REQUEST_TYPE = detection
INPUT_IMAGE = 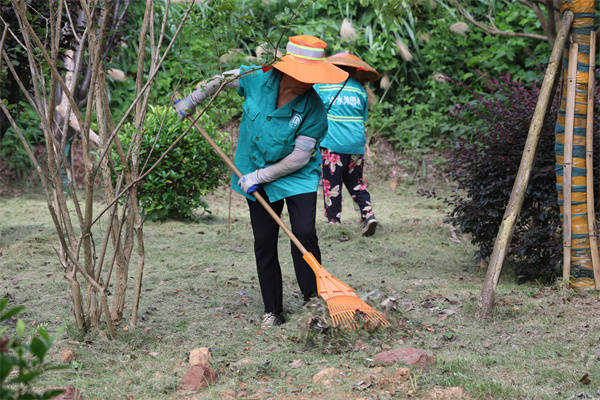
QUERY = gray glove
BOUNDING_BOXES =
[173,97,196,120]
[238,170,261,194]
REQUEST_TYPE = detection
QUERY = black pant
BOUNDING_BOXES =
[247,189,320,314]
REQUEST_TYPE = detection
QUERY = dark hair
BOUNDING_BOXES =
[336,65,356,74]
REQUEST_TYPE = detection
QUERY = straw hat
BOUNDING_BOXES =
[326,51,380,83]
[273,35,348,84]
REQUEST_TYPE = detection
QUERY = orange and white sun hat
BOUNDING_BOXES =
[273,35,348,84]
[326,51,380,83]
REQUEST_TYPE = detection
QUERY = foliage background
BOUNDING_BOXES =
[1,0,556,178]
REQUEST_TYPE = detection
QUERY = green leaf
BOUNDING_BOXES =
[16,319,25,337]
[30,337,47,362]
[37,327,50,343]
[0,354,14,382]
[0,305,24,323]
[42,389,66,399]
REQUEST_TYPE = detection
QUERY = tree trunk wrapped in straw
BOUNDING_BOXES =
[555,0,597,288]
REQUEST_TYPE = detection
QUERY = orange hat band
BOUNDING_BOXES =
[286,42,325,61]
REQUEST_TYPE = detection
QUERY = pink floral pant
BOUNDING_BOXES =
[321,149,374,223]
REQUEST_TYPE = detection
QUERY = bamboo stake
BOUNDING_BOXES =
[478,11,573,318]
[585,31,600,288]
[562,42,578,283]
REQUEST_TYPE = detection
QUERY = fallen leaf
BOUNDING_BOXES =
[438,306,460,321]
[60,349,76,363]
[231,245,246,253]
[353,380,372,391]
[579,373,591,385]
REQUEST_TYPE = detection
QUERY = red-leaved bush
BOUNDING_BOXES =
[445,74,600,281]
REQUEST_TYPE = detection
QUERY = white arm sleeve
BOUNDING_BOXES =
[187,68,241,107]
[255,135,317,183]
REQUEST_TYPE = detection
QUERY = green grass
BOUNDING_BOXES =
[1,175,599,399]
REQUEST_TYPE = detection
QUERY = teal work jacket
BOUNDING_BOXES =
[231,65,328,202]
[314,77,368,155]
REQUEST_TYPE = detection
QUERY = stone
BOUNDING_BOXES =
[312,367,341,385]
[393,367,411,381]
[180,365,218,391]
[60,349,76,364]
[424,386,469,399]
[189,347,212,367]
[373,348,434,368]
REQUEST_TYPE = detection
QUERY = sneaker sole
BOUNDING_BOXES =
[362,220,378,237]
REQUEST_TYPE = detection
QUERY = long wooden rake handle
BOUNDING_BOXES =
[185,116,390,330]
[186,116,310,255]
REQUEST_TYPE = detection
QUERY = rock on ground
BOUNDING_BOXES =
[424,387,470,399]
[312,367,341,385]
[189,347,212,367]
[373,348,435,368]
[180,365,218,391]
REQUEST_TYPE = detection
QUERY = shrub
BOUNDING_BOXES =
[445,75,600,281]
[0,298,65,399]
[116,106,230,221]
[0,102,44,180]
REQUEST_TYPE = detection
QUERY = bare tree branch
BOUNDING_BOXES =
[454,0,548,43]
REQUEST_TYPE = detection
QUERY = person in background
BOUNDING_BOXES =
[314,51,379,236]
[174,36,348,328]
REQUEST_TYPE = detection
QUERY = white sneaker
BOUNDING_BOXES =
[261,312,284,328]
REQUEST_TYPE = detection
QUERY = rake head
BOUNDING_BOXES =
[302,252,390,330]
[326,295,390,330]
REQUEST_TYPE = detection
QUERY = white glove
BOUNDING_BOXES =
[238,170,261,194]
[173,97,196,120]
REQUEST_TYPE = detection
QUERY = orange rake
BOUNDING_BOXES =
[185,115,389,330]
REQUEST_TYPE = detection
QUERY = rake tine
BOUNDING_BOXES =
[370,312,388,325]
[342,311,354,329]
[375,315,389,327]
[332,314,340,327]
[371,314,388,327]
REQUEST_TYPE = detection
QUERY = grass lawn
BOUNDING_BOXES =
[1,171,599,399]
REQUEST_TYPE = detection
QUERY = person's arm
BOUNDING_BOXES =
[173,69,241,119]
[238,135,316,193]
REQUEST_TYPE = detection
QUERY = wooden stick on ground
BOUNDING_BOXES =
[478,11,573,318]
[562,41,578,283]
[585,31,600,288]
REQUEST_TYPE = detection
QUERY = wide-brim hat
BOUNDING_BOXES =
[273,35,349,84]
[326,51,379,82]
